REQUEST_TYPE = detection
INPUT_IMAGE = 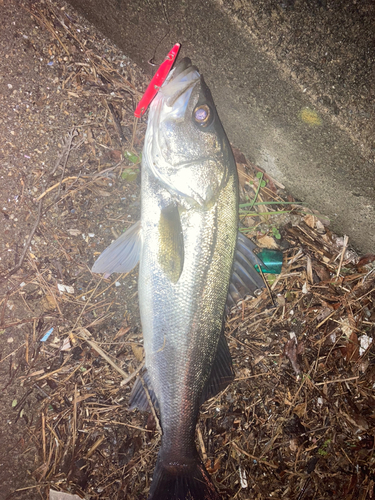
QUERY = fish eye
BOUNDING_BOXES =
[193,104,213,127]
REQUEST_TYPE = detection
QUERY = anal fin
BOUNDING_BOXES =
[200,328,235,405]
[129,370,159,412]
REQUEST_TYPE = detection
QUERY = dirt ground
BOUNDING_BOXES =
[0,1,374,499]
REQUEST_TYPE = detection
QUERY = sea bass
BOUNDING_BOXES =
[92,57,264,499]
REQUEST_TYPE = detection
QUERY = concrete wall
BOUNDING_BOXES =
[68,0,375,254]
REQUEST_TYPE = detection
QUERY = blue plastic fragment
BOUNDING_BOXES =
[40,327,54,342]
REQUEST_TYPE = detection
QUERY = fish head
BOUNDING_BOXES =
[145,58,233,208]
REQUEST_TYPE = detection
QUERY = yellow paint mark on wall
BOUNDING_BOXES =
[300,107,322,126]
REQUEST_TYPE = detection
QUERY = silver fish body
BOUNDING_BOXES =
[92,57,240,499]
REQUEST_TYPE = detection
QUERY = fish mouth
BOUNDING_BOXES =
[160,58,200,110]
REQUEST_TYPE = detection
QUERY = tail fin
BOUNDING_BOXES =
[148,453,221,500]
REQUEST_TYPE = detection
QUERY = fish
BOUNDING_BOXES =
[92,57,265,500]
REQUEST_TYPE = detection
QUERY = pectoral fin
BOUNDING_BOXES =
[157,204,184,284]
[91,220,142,275]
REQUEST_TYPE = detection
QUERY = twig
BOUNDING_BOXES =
[33,384,51,399]
[0,200,43,282]
[197,426,207,462]
[258,266,276,307]
[315,376,359,386]
[13,388,33,411]
[14,485,48,492]
[231,441,278,469]
[71,277,103,331]
[42,412,46,462]
[107,102,126,143]
[77,328,133,380]
[72,383,78,457]
[0,294,9,325]
[335,235,349,279]
[131,116,138,150]
[247,172,265,210]
[90,419,153,433]
[50,128,78,176]
[26,7,70,55]
[55,129,79,197]
[315,309,337,330]
[86,435,106,458]
[37,161,124,204]
[36,176,81,201]
[0,343,26,364]
[120,361,145,387]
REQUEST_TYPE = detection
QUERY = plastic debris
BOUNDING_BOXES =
[50,490,82,500]
[58,284,74,294]
[255,249,283,274]
[40,327,54,342]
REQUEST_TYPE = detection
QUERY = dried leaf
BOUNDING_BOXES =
[315,307,333,323]
[109,149,122,161]
[340,318,353,339]
[289,438,299,452]
[205,456,221,474]
[284,337,301,375]
[313,263,331,281]
[61,337,72,351]
[304,214,317,228]
[276,295,286,307]
[293,402,307,418]
[345,331,360,362]
[253,355,265,365]
[131,343,144,362]
[42,294,58,312]
[357,254,375,268]
[256,234,279,249]
[113,326,131,340]
[93,188,112,197]
[239,466,248,488]
[57,284,74,294]
[341,411,369,431]
[316,219,326,233]
[232,146,247,164]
